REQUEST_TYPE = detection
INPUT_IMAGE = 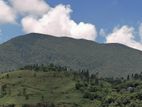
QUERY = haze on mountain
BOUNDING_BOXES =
[0,33,142,77]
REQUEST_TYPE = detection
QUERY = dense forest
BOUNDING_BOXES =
[0,64,142,107]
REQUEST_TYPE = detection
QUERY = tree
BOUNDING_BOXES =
[6,74,10,79]
[127,75,130,80]
[25,94,29,100]
[23,88,26,96]
[41,95,44,102]
[75,82,83,90]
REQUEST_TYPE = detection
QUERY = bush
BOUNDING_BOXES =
[75,82,83,90]
[83,91,94,100]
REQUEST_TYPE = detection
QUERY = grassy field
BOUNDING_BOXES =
[0,68,142,107]
[0,70,98,107]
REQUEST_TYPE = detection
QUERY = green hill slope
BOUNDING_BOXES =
[0,69,95,107]
[0,33,142,77]
[0,70,76,105]
[0,67,142,107]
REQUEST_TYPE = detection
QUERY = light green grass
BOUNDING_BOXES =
[0,70,96,107]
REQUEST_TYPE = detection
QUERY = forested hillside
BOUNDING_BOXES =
[0,64,142,107]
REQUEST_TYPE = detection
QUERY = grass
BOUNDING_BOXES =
[0,70,89,106]
[1,69,142,107]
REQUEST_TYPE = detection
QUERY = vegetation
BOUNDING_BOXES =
[0,64,142,107]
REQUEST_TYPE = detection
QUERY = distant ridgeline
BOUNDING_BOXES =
[0,33,142,77]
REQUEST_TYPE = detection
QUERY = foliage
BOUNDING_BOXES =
[0,64,142,107]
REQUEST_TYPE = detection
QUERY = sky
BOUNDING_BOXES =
[1,0,142,50]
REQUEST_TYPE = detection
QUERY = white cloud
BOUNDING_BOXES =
[0,0,15,23]
[3,0,142,52]
[0,0,97,41]
[139,23,142,42]
[21,4,97,41]
[9,0,49,16]
[106,25,142,51]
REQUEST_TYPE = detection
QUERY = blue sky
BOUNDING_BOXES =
[48,1,142,25]
[48,0,142,26]
[1,0,142,50]
[47,0,142,42]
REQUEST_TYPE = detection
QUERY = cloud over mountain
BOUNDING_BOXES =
[106,25,142,51]
[1,0,142,50]
[0,0,16,23]
[21,4,97,40]
[2,0,96,41]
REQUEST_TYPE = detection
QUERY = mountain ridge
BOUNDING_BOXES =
[0,33,142,77]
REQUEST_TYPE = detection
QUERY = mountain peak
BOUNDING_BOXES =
[0,33,142,77]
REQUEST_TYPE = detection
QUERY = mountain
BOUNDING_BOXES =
[0,33,142,77]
